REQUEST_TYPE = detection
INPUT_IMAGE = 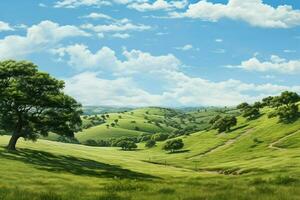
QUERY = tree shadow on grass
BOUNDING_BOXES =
[229,124,249,132]
[166,149,190,154]
[0,148,157,180]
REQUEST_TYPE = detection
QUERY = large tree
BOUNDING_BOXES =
[0,60,82,150]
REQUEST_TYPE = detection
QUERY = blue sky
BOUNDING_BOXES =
[0,0,300,107]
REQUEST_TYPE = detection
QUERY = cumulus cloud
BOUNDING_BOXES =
[54,44,300,106]
[52,44,180,74]
[112,33,131,39]
[128,0,188,12]
[54,0,112,8]
[227,55,300,74]
[64,69,300,107]
[81,12,113,20]
[54,0,148,8]
[171,0,300,28]
[81,22,151,33]
[0,21,14,32]
[64,72,163,106]
[175,44,193,51]
[0,21,89,60]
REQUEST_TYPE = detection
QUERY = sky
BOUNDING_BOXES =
[0,0,300,107]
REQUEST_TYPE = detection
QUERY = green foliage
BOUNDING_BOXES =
[57,136,79,144]
[0,60,82,150]
[212,116,237,133]
[262,96,274,107]
[236,102,250,110]
[145,139,156,148]
[277,104,299,123]
[242,107,260,120]
[152,133,169,141]
[163,139,184,152]
[117,140,137,151]
[209,115,221,125]
[85,139,98,146]
[266,91,300,123]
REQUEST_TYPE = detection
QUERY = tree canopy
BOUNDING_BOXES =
[212,116,237,133]
[0,60,82,150]
[163,139,184,152]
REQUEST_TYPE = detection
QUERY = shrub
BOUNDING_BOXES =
[145,140,156,148]
[163,139,184,152]
[152,133,169,141]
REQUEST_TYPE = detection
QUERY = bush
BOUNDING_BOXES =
[117,140,137,151]
[277,104,299,123]
[145,139,156,148]
[212,116,237,133]
[85,139,98,146]
[152,133,169,141]
[163,139,184,152]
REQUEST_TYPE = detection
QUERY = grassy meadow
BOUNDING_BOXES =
[1,107,300,200]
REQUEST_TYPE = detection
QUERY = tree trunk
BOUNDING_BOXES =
[7,134,20,151]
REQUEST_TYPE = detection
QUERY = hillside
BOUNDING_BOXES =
[1,106,300,200]
[76,107,236,144]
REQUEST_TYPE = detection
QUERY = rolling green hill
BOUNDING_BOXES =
[75,107,236,144]
[1,106,300,200]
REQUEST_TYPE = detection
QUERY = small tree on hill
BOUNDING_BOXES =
[242,107,260,120]
[0,60,82,150]
[209,115,221,125]
[237,102,250,110]
[117,140,137,151]
[145,139,156,148]
[269,91,300,123]
[163,139,184,152]
[277,104,299,123]
[212,116,237,133]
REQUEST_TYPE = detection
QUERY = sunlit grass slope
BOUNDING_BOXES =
[1,106,300,199]
[76,107,231,143]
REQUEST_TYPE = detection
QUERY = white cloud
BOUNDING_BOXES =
[215,38,223,42]
[112,33,130,39]
[227,55,300,74]
[54,0,147,8]
[0,21,14,32]
[64,72,163,106]
[81,12,113,20]
[128,0,188,12]
[54,44,300,106]
[171,0,300,28]
[175,44,193,51]
[54,0,112,8]
[64,69,300,107]
[283,49,296,53]
[0,20,89,60]
[81,22,151,33]
[52,44,180,75]
[39,3,47,7]
[213,48,226,54]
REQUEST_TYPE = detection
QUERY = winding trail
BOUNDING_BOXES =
[187,128,253,160]
[268,130,300,150]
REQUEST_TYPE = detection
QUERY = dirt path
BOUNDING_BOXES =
[268,130,300,150]
[187,129,253,160]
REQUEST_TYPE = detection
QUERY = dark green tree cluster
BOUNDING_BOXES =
[145,139,156,148]
[211,116,237,133]
[266,91,300,123]
[0,60,82,150]
[237,102,260,120]
[163,139,184,152]
[117,140,137,150]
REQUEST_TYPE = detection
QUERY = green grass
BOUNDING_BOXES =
[1,107,300,199]
[76,107,232,143]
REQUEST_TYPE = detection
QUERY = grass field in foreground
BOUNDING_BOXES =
[1,108,300,200]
